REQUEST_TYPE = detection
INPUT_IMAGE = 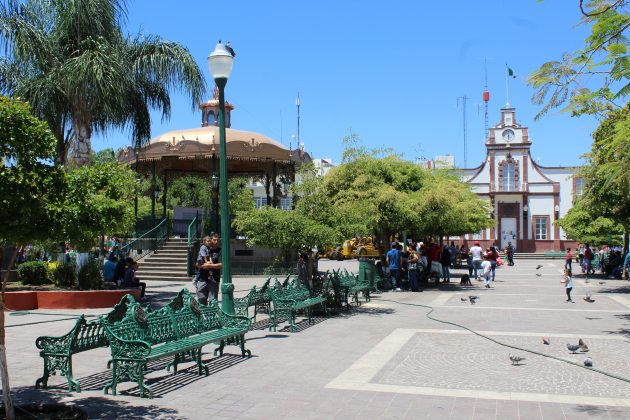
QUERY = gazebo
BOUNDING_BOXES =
[117,88,312,228]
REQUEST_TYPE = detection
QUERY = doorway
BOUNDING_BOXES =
[501,217,517,249]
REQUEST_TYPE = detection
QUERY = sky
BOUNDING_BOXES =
[92,0,599,168]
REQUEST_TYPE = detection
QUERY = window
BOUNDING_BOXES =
[280,197,292,210]
[575,178,584,197]
[503,162,515,191]
[253,197,266,208]
[534,216,548,240]
[472,230,483,240]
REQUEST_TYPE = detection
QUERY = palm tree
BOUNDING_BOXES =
[0,0,206,166]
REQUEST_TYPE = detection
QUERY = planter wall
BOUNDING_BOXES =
[4,289,142,310]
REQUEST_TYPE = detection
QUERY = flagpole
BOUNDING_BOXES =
[505,66,509,106]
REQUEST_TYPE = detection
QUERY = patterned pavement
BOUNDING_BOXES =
[6,258,630,419]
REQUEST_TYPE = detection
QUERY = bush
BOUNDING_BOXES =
[78,258,103,290]
[17,261,50,285]
[52,263,77,289]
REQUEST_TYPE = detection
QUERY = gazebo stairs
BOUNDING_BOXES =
[136,238,191,282]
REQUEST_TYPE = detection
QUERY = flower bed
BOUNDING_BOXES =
[4,289,142,310]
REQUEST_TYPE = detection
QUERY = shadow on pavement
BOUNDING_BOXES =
[10,387,183,419]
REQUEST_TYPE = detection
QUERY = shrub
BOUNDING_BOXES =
[78,258,103,290]
[52,263,77,289]
[17,261,50,285]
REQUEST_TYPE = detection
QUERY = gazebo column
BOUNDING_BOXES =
[151,160,156,225]
[265,171,272,206]
[162,171,167,220]
[272,161,278,208]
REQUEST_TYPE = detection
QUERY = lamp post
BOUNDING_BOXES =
[208,41,235,314]
[211,172,219,233]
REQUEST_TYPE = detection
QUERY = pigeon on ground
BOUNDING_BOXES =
[536,273,542,277]
[542,336,551,345]
[599,281,606,285]
[460,297,468,302]
[584,294,595,303]
[567,343,582,354]
[509,353,526,365]
[469,296,479,305]
[578,338,589,352]
[584,356,593,367]
[585,279,589,284]
[536,265,544,270]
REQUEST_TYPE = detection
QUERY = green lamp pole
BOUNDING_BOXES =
[208,41,235,314]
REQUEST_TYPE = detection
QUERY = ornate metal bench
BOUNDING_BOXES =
[329,270,371,308]
[102,290,251,398]
[268,281,327,332]
[34,294,136,392]
[234,279,271,324]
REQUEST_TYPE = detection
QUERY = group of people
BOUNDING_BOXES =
[566,243,629,279]
[102,253,146,298]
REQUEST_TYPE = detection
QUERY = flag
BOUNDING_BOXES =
[506,65,517,78]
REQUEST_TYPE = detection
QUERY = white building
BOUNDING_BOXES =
[458,105,581,252]
[313,158,335,176]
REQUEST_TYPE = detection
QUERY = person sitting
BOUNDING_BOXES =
[102,253,118,287]
[122,258,146,298]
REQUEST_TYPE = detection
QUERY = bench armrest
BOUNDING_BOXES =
[35,316,84,354]
[104,327,151,359]
[217,310,251,331]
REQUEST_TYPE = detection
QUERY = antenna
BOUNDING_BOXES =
[457,95,470,168]
[483,58,490,142]
[296,93,301,145]
[280,109,283,145]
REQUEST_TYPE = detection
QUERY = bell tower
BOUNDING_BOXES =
[200,84,235,128]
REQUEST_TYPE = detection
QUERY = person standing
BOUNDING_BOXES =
[195,233,222,304]
[563,269,574,302]
[440,245,452,283]
[584,243,595,276]
[469,241,483,279]
[486,246,499,282]
[565,248,573,271]
[407,246,421,292]
[386,241,402,291]
[480,254,492,288]
[506,242,515,266]
[578,243,585,269]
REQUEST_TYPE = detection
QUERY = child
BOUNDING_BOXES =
[563,268,574,303]
[480,254,492,288]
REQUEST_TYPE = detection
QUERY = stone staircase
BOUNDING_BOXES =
[136,238,191,282]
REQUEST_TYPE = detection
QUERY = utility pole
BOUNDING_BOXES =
[296,93,301,145]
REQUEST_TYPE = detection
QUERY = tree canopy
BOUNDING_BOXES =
[0,0,206,166]
[528,1,630,119]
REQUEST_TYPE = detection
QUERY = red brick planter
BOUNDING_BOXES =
[3,289,142,310]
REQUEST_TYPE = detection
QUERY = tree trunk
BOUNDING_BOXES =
[72,115,92,167]
[0,246,19,420]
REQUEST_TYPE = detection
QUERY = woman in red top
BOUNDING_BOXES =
[565,248,573,271]
[485,247,499,282]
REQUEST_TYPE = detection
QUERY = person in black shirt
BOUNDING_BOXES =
[195,233,222,304]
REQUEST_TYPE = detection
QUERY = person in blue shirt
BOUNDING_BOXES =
[386,242,402,291]
[102,253,117,284]
[624,251,630,280]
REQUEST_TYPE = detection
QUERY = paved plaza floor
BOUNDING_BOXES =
[5,258,630,419]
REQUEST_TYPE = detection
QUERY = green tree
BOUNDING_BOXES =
[0,96,65,420]
[62,161,136,251]
[0,0,206,166]
[528,1,630,119]
[556,198,624,244]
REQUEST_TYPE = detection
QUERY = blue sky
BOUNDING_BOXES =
[93,0,598,168]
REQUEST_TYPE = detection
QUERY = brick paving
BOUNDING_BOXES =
[5,258,630,419]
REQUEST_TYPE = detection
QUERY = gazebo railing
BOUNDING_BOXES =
[187,216,202,276]
[121,217,169,261]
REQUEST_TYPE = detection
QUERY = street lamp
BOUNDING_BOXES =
[554,204,560,220]
[208,41,235,314]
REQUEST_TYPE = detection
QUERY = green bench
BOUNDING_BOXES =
[234,279,272,324]
[268,280,327,332]
[329,269,371,308]
[34,294,136,392]
[102,290,251,398]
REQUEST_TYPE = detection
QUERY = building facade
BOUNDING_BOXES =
[458,105,581,252]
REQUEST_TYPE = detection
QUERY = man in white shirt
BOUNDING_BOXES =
[469,241,483,280]
[481,254,492,288]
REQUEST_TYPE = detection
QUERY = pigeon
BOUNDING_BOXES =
[460,297,468,302]
[567,343,582,354]
[598,281,606,285]
[469,296,479,305]
[536,273,542,277]
[509,353,526,365]
[578,338,589,352]
[585,278,589,284]
[584,356,593,367]
[584,294,595,303]
[225,42,236,57]
[536,265,544,270]
[542,336,551,345]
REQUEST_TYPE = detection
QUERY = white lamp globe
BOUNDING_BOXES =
[207,41,234,80]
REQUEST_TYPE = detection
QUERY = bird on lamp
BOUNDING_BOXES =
[226,42,236,57]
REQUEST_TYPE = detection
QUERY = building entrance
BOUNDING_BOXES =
[501,218,517,249]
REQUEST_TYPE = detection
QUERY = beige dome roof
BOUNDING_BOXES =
[150,126,286,150]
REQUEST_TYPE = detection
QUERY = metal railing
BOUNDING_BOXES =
[186,216,202,276]
[120,218,169,261]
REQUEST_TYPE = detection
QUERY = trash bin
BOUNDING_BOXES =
[359,258,376,290]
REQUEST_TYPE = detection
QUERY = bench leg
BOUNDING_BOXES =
[289,311,297,332]
[36,354,80,393]
[214,339,226,357]
[238,335,252,358]
[104,360,152,399]
[195,348,209,376]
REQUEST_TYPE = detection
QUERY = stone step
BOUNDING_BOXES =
[136,270,189,278]
[143,256,188,263]
[149,251,187,257]
[138,265,188,271]
[137,274,193,282]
